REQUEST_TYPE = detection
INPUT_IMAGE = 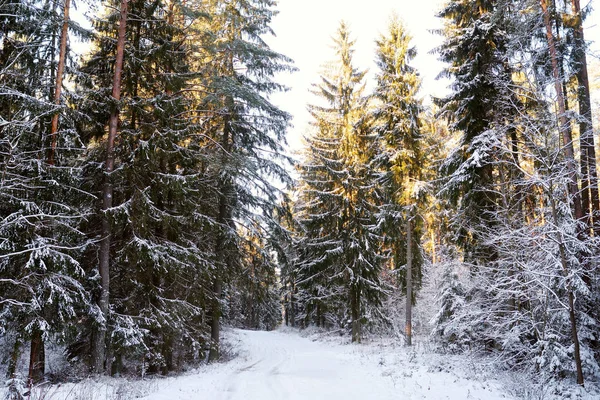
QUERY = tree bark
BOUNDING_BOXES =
[351,284,361,343]
[93,0,128,374]
[405,213,413,346]
[549,182,585,386]
[540,0,583,221]
[28,329,45,384]
[48,0,70,165]
[570,0,599,234]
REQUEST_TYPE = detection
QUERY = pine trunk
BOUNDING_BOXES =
[549,183,585,386]
[351,284,361,343]
[28,329,45,384]
[7,336,21,379]
[540,0,583,221]
[93,0,128,374]
[48,0,70,165]
[571,0,599,234]
[405,214,413,346]
[290,286,296,327]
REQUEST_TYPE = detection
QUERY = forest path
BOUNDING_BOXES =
[144,329,513,400]
[220,329,395,400]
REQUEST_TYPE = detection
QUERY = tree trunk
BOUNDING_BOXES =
[93,0,128,374]
[7,336,21,379]
[290,285,296,327]
[209,278,222,362]
[405,213,413,346]
[28,329,45,384]
[542,2,585,385]
[48,0,70,166]
[549,182,585,386]
[540,0,583,221]
[209,95,234,362]
[570,0,599,235]
[351,284,361,343]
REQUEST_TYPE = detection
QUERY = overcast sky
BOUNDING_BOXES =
[265,0,599,153]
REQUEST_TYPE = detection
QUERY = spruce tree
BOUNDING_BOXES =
[294,22,385,342]
[372,17,426,318]
[436,0,515,264]
[77,0,215,373]
[0,0,90,384]
[192,0,294,360]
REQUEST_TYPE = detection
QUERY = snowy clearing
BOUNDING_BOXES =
[12,328,526,400]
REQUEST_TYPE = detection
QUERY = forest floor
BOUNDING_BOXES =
[6,328,598,399]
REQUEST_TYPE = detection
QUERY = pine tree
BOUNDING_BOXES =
[372,17,426,345]
[294,22,385,342]
[435,0,517,265]
[191,0,294,360]
[77,0,217,374]
[1,0,90,384]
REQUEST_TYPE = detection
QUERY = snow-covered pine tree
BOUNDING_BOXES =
[435,0,518,265]
[76,0,216,374]
[371,17,427,345]
[294,22,385,342]
[227,229,282,331]
[189,0,294,360]
[0,0,90,384]
[432,0,540,356]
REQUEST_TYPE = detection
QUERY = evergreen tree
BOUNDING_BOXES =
[435,0,517,265]
[0,0,90,384]
[372,17,426,316]
[192,0,294,360]
[294,22,385,342]
[77,0,215,374]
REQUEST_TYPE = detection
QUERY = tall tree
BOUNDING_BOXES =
[92,0,128,374]
[191,0,294,360]
[372,18,426,346]
[77,0,220,374]
[436,0,516,265]
[540,0,584,384]
[295,22,385,342]
[1,0,89,385]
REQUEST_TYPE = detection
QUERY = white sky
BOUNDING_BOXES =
[265,0,600,153]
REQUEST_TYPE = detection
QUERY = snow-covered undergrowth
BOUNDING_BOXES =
[287,325,600,400]
[0,331,244,400]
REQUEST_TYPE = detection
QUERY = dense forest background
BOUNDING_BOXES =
[2,0,600,394]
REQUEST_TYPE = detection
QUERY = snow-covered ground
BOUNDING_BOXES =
[9,328,527,400]
[6,328,599,399]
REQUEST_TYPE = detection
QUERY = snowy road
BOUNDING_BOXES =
[144,329,513,400]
